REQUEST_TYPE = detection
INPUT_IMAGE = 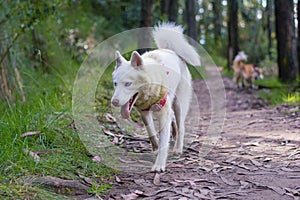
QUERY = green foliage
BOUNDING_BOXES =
[256,78,299,106]
[88,182,111,196]
[0,60,114,198]
[282,92,300,106]
[0,1,119,198]
[258,56,278,77]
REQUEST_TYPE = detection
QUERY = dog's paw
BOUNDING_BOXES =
[150,103,162,112]
[172,147,183,155]
[151,163,165,172]
[173,143,183,155]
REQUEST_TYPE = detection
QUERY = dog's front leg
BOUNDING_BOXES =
[151,105,172,172]
[140,111,159,151]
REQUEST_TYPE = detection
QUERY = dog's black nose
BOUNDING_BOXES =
[112,99,119,106]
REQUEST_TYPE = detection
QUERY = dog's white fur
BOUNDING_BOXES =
[111,23,200,171]
[233,51,248,63]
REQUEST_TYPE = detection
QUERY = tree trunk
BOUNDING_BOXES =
[160,0,178,23]
[212,0,222,42]
[160,0,169,19]
[227,0,239,70]
[168,0,178,23]
[266,0,273,58]
[297,0,300,76]
[185,0,197,41]
[138,0,153,54]
[275,0,298,82]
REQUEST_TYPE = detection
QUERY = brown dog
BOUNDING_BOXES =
[232,52,263,88]
[235,63,264,88]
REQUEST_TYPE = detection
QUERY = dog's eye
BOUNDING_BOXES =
[114,82,117,87]
[124,82,132,87]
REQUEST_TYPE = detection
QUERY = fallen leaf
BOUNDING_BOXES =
[199,188,210,196]
[262,157,272,162]
[134,190,144,195]
[115,176,122,183]
[220,176,239,186]
[250,159,263,167]
[179,197,188,200]
[144,187,172,197]
[20,131,40,137]
[244,141,260,146]
[134,179,146,185]
[193,190,210,199]
[213,166,233,173]
[92,156,101,163]
[167,163,184,168]
[225,157,238,164]
[239,181,250,189]
[121,193,139,200]
[103,129,115,137]
[238,162,258,171]
[281,167,300,172]
[112,137,118,144]
[268,186,286,195]
[105,113,116,123]
[173,188,194,199]
[78,174,93,185]
[250,181,286,196]
[285,187,299,196]
[172,179,216,186]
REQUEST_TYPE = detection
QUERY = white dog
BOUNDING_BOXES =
[111,23,200,171]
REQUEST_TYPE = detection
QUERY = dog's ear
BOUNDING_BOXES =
[115,51,126,69]
[130,51,143,70]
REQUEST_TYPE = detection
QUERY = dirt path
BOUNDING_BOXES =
[105,76,300,200]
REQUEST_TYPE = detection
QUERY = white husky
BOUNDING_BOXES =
[111,23,200,171]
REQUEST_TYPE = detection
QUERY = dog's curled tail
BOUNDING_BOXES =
[152,22,200,66]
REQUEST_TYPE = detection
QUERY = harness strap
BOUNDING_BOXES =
[142,93,168,111]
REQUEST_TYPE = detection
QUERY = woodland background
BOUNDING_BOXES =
[0,0,299,199]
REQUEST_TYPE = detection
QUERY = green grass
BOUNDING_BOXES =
[256,77,299,106]
[0,63,115,199]
[283,92,300,105]
[0,4,116,196]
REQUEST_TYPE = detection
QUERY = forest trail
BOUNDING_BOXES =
[106,76,300,200]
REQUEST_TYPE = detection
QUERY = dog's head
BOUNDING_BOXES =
[254,65,264,80]
[111,51,146,119]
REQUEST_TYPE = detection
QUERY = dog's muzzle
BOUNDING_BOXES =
[111,98,119,106]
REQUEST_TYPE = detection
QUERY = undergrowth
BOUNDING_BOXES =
[256,78,300,106]
[0,59,115,199]
[0,3,115,199]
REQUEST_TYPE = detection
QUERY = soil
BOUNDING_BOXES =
[104,76,300,200]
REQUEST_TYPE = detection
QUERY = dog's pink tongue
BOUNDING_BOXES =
[121,102,130,119]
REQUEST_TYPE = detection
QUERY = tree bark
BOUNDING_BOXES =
[227,0,239,70]
[161,0,169,19]
[161,0,178,23]
[185,0,197,41]
[138,0,153,54]
[266,0,273,58]
[297,0,300,76]
[168,0,178,22]
[275,0,298,82]
[212,0,222,42]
